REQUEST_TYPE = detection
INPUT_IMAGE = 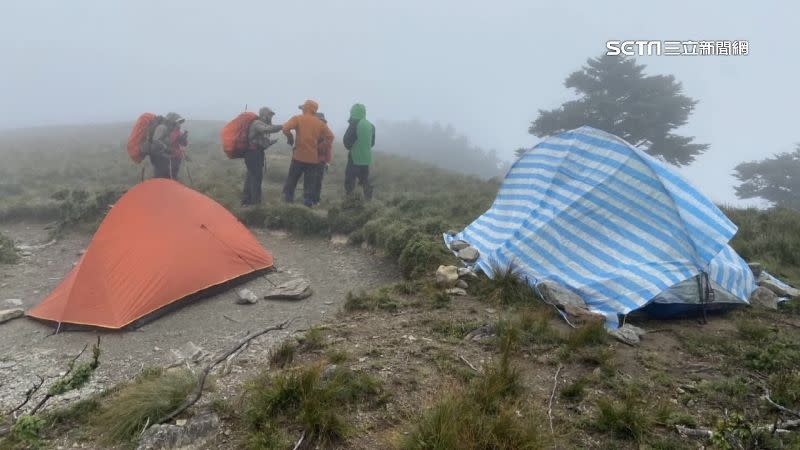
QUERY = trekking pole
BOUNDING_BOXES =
[184,152,194,186]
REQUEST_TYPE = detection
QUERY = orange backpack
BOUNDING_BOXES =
[127,113,161,163]
[221,112,259,159]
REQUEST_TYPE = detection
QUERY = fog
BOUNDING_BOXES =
[1,1,796,205]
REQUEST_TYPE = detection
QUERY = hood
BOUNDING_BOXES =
[299,100,319,115]
[164,112,184,124]
[349,103,366,121]
[259,107,275,122]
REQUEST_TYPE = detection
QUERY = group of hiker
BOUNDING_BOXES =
[128,100,375,207]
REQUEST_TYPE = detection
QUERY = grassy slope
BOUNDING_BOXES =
[1,123,800,450]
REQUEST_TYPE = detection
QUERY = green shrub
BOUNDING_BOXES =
[398,235,449,279]
[344,290,399,313]
[243,365,383,448]
[263,204,328,235]
[270,340,297,369]
[10,415,45,449]
[0,232,19,264]
[93,369,196,444]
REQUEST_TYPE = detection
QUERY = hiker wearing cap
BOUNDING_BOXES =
[310,112,333,205]
[281,100,334,206]
[242,107,282,205]
[343,103,375,199]
[150,112,187,180]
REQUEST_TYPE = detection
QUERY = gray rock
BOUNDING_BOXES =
[457,246,480,263]
[264,278,312,300]
[171,341,205,363]
[136,413,220,450]
[749,286,779,310]
[3,299,23,307]
[435,265,459,287]
[0,308,24,324]
[758,279,800,299]
[455,280,469,289]
[562,304,605,325]
[235,288,258,305]
[449,240,470,251]
[537,281,586,310]
[446,288,468,296]
[457,268,478,279]
[608,324,646,345]
[748,262,763,278]
[464,324,496,342]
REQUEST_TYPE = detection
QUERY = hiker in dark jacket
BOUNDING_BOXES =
[242,107,282,205]
[150,112,187,180]
[310,112,333,205]
[343,104,375,199]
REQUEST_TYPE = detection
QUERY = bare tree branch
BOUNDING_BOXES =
[156,319,292,425]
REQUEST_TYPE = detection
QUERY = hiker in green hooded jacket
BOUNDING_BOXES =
[343,103,375,200]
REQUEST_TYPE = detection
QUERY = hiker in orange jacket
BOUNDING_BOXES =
[281,100,334,206]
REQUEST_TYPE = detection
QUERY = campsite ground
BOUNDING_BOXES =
[0,222,397,413]
[1,123,800,449]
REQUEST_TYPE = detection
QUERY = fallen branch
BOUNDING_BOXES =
[677,419,800,440]
[763,389,800,419]
[458,354,479,372]
[30,341,90,415]
[292,430,306,450]
[548,365,563,436]
[6,375,44,418]
[222,341,250,376]
[156,319,292,425]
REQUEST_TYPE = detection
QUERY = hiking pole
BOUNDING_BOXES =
[184,155,194,186]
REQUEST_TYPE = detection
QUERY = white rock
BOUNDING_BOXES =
[236,288,259,305]
[0,308,24,324]
[457,268,478,279]
[3,299,23,307]
[457,246,479,262]
[449,240,470,251]
[446,288,468,296]
[435,265,459,287]
[455,280,469,289]
[749,286,779,310]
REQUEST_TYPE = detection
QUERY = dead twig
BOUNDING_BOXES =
[156,319,292,425]
[223,341,250,376]
[458,354,479,372]
[7,374,44,418]
[222,314,241,323]
[30,342,90,415]
[292,430,306,450]
[548,365,563,436]
[764,389,800,419]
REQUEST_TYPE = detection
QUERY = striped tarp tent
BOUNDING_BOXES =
[445,126,756,324]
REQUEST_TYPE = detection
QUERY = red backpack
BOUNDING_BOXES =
[221,112,259,159]
[127,113,162,163]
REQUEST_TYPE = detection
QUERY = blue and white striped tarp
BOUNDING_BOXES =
[445,126,756,324]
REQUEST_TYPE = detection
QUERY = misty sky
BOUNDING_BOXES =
[1,1,796,205]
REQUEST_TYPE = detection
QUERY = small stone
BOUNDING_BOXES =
[758,278,800,299]
[455,280,469,289]
[236,288,259,305]
[0,361,16,369]
[154,346,161,351]
[435,265,459,287]
[3,299,23,307]
[0,308,24,324]
[449,240,470,251]
[358,357,367,362]
[749,286,778,310]
[457,246,479,263]
[458,268,478,279]
[446,288,468,296]
[176,419,187,426]
[485,308,497,314]
[172,341,205,363]
[537,281,587,310]
[608,324,646,345]
[264,278,312,300]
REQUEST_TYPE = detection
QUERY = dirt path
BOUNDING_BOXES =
[0,222,398,412]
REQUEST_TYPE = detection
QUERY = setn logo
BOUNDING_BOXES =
[606,40,662,56]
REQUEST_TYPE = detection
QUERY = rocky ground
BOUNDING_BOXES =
[0,222,397,417]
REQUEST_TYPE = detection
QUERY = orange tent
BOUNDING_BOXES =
[27,179,273,329]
